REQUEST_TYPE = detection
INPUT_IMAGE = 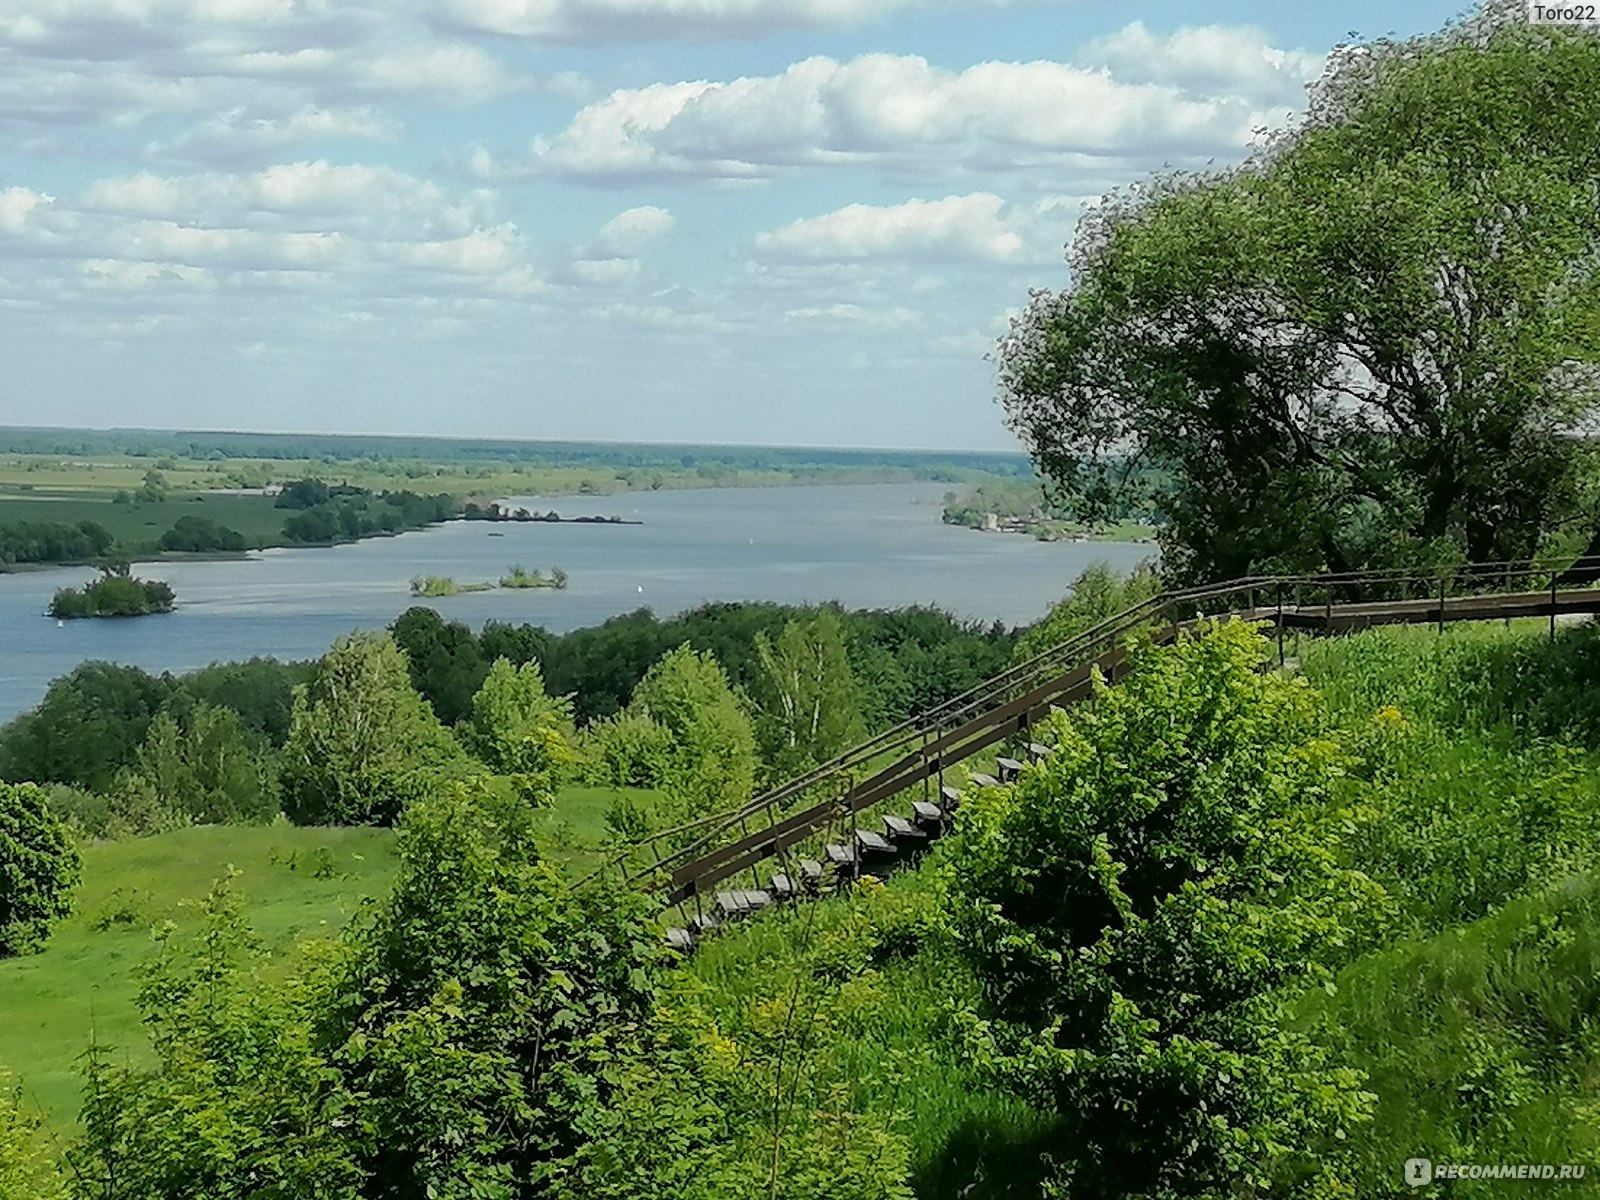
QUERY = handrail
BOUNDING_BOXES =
[583,553,1600,900]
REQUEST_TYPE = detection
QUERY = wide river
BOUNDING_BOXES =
[0,483,1154,722]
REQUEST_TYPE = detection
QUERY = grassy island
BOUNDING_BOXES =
[409,576,496,597]
[499,564,568,590]
[49,564,175,618]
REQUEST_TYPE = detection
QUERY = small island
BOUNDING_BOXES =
[49,564,175,619]
[410,576,496,597]
[464,501,641,525]
[500,564,568,590]
[406,565,569,596]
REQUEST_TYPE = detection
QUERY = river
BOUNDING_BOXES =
[0,483,1155,722]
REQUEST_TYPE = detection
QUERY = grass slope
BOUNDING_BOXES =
[0,783,650,1128]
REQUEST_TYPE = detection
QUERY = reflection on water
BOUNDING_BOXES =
[0,484,1154,721]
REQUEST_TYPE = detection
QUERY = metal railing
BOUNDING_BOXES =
[585,553,1600,910]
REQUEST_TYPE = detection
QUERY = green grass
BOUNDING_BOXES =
[0,783,655,1128]
[0,824,397,1126]
[0,491,285,556]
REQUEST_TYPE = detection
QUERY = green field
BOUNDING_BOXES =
[0,783,648,1127]
[0,491,287,557]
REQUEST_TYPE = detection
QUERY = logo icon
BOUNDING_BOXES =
[1405,1158,1433,1188]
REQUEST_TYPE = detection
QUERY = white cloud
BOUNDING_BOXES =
[755,194,1029,263]
[1079,21,1325,100]
[594,205,675,252]
[145,104,400,162]
[510,45,1313,185]
[435,0,1029,43]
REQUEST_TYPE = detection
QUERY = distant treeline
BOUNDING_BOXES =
[277,482,459,544]
[0,599,1017,794]
[0,426,1034,478]
[0,520,114,566]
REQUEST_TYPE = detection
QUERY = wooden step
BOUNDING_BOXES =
[969,772,1001,788]
[940,784,963,808]
[884,814,928,843]
[769,872,795,899]
[856,828,896,856]
[665,927,696,953]
[799,858,824,888]
[996,756,1024,782]
[1027,741,1052,759]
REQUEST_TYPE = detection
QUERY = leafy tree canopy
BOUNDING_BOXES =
[0,781,80,958]
[999,5,1600,583]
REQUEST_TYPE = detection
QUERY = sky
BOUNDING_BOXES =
[0,0,1468,451]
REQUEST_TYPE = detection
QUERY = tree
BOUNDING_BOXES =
[0,782,80,957]
[390,607,489,727]
[461,658,577,794]
[1012,560,1161,666]
[749,610,865,783]
[624,645,758,828]
[951,622,1387,1197]
[998,7,1600,584]
[279,632,466,826]
[115,705,279,827]
[0,662,175,792]
[158,516,248,553]
[327,779,666,1196]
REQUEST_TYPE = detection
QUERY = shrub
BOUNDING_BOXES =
[0,782,81,957]
[951,621,1388,1198]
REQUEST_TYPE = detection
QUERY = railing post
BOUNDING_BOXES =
[1438,570,1446,635]
[1551,571,1558,642]
[1275,582,1284,667]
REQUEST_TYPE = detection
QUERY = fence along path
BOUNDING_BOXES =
[585,556,1600,949]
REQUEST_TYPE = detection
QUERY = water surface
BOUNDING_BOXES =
[0,484,1154,721]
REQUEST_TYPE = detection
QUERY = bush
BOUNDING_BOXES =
[0,782,81,957]
[157,516,248,553]
[0,1068,65,1198]
[460,658,577,792]
[951,621,1387,1198]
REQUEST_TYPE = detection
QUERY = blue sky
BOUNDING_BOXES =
[0,0,1468,450]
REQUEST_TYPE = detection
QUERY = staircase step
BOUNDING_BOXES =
[798,858,824,887]
[996,756,1024,782]
[715,890,749,917]
[940,785,963,808]
[884,814,927,843]
[824,842,857,866]
[1027,741,1052,759]
[856,828,895,856]
[665,927,696,953]
[691,912,720,934]
[769,872,795,899]
[740,889,773,912]
[969,772,1000,788]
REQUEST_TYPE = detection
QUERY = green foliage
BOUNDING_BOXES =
[156,516,247,553]
[621,645,758,829]
[327,778,668,1196]
[70,877,361,1198]
[951,622,1386,1198]
[750,609,866,783]
[390,607,489,726]
[0,783,80,958]
[49,566,175,619]
[279,632,466,826]
[1012,560,1162,665]
[0,1068,65,1200]
[500,564,569,589]
[461,658,578,793]
[0,662,176,792]
[999,11,1600,582]
[113,705,279,829]
[180,658,314,748]
[0,520,113,567]
[579,710,677,791]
